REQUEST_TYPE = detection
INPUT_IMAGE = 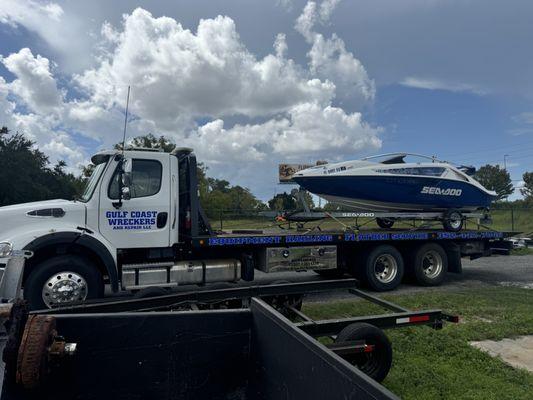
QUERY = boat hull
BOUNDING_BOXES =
[292,175,495,212]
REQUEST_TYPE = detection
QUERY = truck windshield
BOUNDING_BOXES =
[79,162,107,202]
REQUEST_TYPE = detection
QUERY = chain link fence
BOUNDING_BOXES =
[490,207,533,234]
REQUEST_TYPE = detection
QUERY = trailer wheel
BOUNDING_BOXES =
[442,209,463,232]
[24,255,104,310]
[363,245,404,291]
[412,243,448,286]
[335,322,392,382]
[376,218,394,229]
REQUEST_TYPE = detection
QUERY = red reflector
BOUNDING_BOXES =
[409,315,430,323]
[364,344,375,353]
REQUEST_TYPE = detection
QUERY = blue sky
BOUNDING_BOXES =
[0,0,532,200]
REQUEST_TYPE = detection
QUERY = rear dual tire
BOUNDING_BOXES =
[359,245,404,292]
[409,243,448,286]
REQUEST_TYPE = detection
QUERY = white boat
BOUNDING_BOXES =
[291,153,497,213]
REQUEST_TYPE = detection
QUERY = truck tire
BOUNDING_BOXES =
[24,255,104,310]
[412,243,448,286]
[335,322,392,382]
[362,245,404,291]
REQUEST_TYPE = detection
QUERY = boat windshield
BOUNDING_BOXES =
[444,168,470,182]
[379,167,446,177]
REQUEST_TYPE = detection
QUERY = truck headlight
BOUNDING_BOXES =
[0,242,13,258]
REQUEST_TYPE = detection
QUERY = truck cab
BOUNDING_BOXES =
[0,148,240,309]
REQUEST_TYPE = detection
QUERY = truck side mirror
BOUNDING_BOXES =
[113,156,132,209]
[121,159,133,200]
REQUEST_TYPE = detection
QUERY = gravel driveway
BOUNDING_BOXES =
[245,254,533,302]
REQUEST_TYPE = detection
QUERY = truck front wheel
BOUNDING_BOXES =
[24,255,104,310]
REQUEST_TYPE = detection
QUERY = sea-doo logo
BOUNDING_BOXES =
[421,187,462,196]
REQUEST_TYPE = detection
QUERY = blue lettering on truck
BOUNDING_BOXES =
[106,211,158,230]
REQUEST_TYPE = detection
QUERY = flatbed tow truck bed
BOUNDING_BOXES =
[196,228,507,248]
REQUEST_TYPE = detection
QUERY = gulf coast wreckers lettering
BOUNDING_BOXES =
[106,210,158,230]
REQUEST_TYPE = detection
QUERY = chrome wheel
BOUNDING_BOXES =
[373,255,398,283]
[421,250,443,279]
[42,271,88,308]
[448,213,462,230]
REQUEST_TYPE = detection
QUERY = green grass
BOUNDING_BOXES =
[303,287,533,400]
[490,209,533,234]
[511,247,533,256]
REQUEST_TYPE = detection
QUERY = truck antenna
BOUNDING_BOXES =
[121,85,131,153]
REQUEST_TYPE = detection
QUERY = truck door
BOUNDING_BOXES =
[98,153,171,249]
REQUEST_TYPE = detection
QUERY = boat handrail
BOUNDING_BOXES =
[362,152,445,163]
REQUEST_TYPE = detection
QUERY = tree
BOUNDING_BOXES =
[268,190,315,211]
[521,171,533,200]
[0,127,83,206]
[114,133,177,152]
[268,193,297,211]
[112,134,265,215]
[474,164,514,201]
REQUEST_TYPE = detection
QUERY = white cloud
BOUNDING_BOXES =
[0,3,382,197]
[187,102,381,164]
[400,77,487,95]
[0,52,84,171]
[2,48,63,113]
[76,8,335,130]
[295,1,375,103]
[0,0,94,72]
[512,112,533,125]
[0,0,63,27]
[319,0,342,22]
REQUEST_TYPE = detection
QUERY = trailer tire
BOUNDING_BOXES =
[442,209,463,232]
[363,245,404,291]
[335,322,392,382]
[412,243,448,286]
[376,218,394,229]
[24,255,104,310]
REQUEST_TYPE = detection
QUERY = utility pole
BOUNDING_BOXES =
[503,154,509,170]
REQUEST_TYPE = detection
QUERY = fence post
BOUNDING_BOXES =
[511,208,514,231]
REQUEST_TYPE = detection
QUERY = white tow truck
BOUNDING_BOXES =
[0,147,510,309]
